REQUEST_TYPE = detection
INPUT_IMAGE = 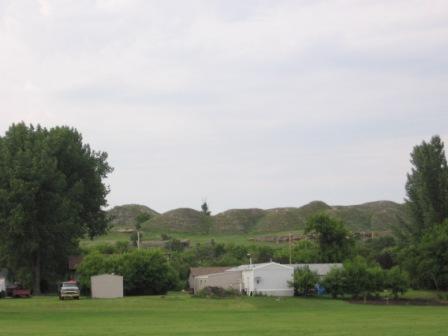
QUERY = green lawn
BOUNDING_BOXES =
[1,293,447,335]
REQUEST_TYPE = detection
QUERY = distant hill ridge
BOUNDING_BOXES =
[107,200,409,234]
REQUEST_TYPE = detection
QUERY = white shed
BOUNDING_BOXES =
[228,262,294,297]
[91,274,123,299]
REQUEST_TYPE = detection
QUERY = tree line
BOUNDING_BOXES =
[0,123,447,296]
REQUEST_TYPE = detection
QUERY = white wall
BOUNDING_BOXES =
[244,264,294,297]
[91,274,124,299]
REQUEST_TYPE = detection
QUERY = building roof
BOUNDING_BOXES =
[289,263,343,276]
[189,267,232,278]
[227,262,293,272]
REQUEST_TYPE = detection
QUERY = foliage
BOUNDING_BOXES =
[398,136,448,290]
[305,214,354,262]
[77,249,179,295]
[201,202,211,216]
[386,266,410,299]
[341,257,383,300]
[322,267,346,298]
[196,286,240,298]
[274,240,320,264]
[0,123,112,293]
[358,236,397,269]
[404,135,448,237]
[400,221,448,290]
[289,266,319,296]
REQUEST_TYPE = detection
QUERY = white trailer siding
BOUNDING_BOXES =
[91,274,123,299]
[242,263,294,297]
[194,271,242,294]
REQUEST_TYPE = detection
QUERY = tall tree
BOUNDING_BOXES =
[305,213,353,262]
[405,135,448,237]
[0,123,112,294]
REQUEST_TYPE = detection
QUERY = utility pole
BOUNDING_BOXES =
[289,233,292,265]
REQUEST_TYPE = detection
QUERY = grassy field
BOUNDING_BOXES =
[1,293,447,335]
[80,230,306,248]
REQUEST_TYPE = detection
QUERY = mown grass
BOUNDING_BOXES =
[0,293,447,335]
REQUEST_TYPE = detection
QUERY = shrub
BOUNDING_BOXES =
[289,266,319,296]
[322,267,346,298]
[385,266,410,299]
[196,286,240,298]
[77,249,179,295]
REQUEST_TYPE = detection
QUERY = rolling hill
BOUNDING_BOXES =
[107,200,409,234]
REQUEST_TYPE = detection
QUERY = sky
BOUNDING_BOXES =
[1,0,447,213]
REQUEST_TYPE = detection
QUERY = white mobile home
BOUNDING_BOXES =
[228,262,294,297]
[194,270,242,294]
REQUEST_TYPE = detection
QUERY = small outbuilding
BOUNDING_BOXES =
[91,274,123,299]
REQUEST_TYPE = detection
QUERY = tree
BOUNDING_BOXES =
[385,266,410,299]
[77,249,179,295]
[398,136,448,289]
[289,266,319,296]
[305,214,354,262]
[405,221,448,290]
[0,123,112,294]
[201,201,211,216]
[200,201,213,233]
[405,135,448,237]
[322,267,346,298]
[342,257,385,302]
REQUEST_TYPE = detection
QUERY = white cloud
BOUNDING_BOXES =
[0,0,447,211]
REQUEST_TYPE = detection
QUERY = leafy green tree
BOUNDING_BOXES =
[305,214,354,262]
[342,257,385,302]
[77,249,179,295]
[398,136,448,289]
[199,201,213,234]
[322,267,346,298]
[385,266,410,299]
[0,123,112,294]
[407,221,448,290]
[289,266,319,296]
[405,135,448,237]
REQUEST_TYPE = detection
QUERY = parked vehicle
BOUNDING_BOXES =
[59,281,80,300]
[7,284,31,298]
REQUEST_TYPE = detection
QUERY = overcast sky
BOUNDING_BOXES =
[1,0,447,213]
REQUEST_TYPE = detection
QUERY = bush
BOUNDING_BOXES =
[322,257,387,301]
[289,266,319,296]
[322,267,346,298]
[77,249,179,295]
[385,266,410,299]
[196,286,240,298]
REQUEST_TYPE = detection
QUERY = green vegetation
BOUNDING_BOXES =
[322,257,410,300]
[0,123,112,293]
[107,201,409,235]
[305,213,354,262]
[289,266,319,296]
[0,294,447,336]
[77,250,179,295]
[398,135,448,290]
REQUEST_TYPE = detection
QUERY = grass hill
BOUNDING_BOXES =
[143,208,206,233]
[107,204,158,230]
[107,201,409,235]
